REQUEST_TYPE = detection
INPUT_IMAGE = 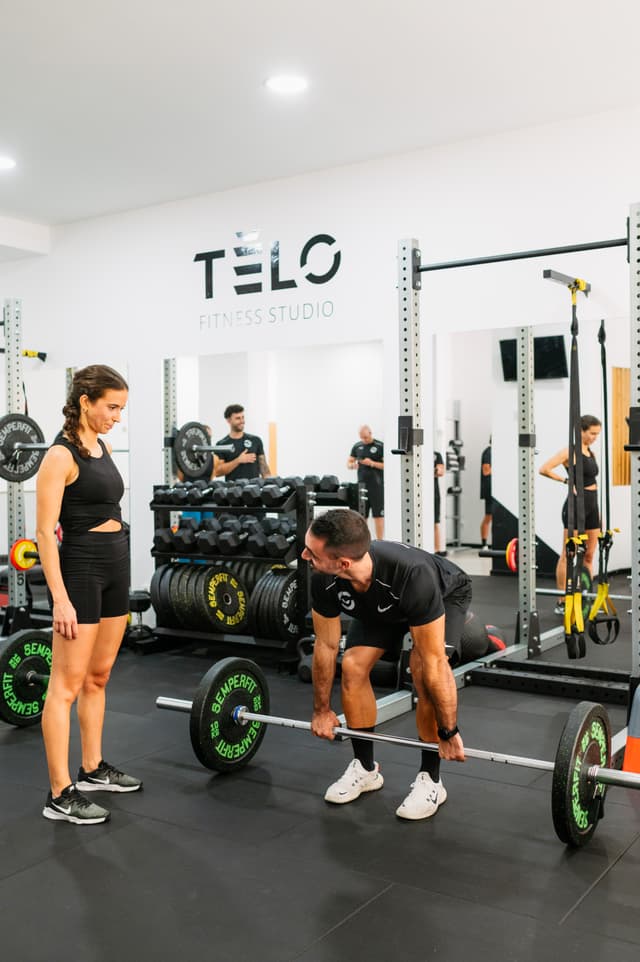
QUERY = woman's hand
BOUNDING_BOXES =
[52,599,78,640]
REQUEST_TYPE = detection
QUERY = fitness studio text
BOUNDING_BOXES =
[199,300,335,330]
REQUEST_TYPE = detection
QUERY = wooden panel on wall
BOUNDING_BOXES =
[268,421,277,476]
[612,366,630,486]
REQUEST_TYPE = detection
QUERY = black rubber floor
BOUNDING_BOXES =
[2,621,639,961]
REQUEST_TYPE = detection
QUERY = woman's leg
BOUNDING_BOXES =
[556,529,569,592]
[42,624,100,797]
[77,614,128,772]
[583,528,600,580]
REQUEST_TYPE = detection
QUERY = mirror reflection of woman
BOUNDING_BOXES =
[539,415,602,615]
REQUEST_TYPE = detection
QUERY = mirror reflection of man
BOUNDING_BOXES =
[347,424,384,539]
[480,442,492,548]
[214,404,270,481]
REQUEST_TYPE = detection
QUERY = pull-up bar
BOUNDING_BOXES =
[419,236,627,273]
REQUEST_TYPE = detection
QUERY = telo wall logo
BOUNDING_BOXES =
[194,230,341,298]
[195,230,341,331]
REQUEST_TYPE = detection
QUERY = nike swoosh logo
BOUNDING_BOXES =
[377,604,393,612]
[54,804,72,814]
[88,776,110,784]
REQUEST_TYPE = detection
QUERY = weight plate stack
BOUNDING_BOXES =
[173,564,204,629]
[250,567,300,641]
[150,564,179,628]
[193,564,250,634]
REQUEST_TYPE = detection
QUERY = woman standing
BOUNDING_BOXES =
[539,414,602,615]
[37,365,141,824]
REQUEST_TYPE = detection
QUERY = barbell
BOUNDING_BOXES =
[478,537,518,573]
[155,655,640,848]
[0,413,230,483]
[0,629,52,726]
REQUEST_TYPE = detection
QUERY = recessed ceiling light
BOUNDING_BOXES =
[0,156,16,171]
[265,75,308,95]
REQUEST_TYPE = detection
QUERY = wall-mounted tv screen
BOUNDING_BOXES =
[499,335,568,382]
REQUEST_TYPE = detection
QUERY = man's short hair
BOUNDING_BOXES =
[309,509,371,560]
[224,403,244,420]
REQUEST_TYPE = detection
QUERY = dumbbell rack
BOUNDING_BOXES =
[142,481,365,658]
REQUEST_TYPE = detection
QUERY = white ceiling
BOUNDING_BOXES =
[1,0,639,227]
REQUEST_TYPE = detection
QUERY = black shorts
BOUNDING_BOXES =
[434,487,441,524]
[60,530,130,624]
[362,483,384,518]
[344,581,472,665]
[484,497,494,516]
[561,490,600,531]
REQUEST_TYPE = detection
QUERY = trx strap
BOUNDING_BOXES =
[562,280,588,658]
[587,319,620,644]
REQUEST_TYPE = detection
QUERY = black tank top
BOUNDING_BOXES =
[53,433,124,534]
[581,450,598,487]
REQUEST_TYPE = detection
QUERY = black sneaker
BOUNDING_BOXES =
[76,759,143,793]
[43,785,110,824]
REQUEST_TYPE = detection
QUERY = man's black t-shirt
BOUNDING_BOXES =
[350,439,384,489]
[311,541,470,627]
[215,432,264,481]
[480,446,492,500]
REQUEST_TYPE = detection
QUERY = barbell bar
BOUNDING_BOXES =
[232,707,640,789]
[0,412,234,483]
[155,656,640,848]
[156,695,633,784]
[535,587,631,602]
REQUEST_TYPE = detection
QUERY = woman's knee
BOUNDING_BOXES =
[81,667,111,693]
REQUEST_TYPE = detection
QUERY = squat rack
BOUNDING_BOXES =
[2,299,33,631]
[396,204,639,685]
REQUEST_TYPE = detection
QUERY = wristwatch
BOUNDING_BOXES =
[437,725,460,741]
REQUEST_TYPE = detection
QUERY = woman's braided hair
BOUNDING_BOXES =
[63,364,128,458]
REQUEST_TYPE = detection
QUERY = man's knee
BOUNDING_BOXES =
[341,649,376,688]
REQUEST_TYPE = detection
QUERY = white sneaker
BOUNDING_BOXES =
[324,758,384,804]
[395,772,447,820]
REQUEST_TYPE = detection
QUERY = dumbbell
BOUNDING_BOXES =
[194,517,231,553]
[153,528,174,552]
[188,479,225,505]
[317,475,340,492]
[168,482,194,506]
[240,480,268,507]
[210,517,247,555]
[303,475,320,489]
[226,481,253,507]
[264,532,296,558]
[183,479,218,505]
[247,528,296,559]
[261,517,284,535]
[172,517,200,552]
[211,479,251,507]
[152,484,179,505]
[260,478,302,507]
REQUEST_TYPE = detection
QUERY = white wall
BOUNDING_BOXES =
[189,341,385,479]
[1,105,639,586]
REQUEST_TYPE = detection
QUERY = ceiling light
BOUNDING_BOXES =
[265,75,308,95]
[0,156,16,171]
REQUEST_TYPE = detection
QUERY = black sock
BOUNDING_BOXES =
[420,749,440,781]
[351,728,375,771]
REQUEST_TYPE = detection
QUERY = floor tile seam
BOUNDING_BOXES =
[558,827,640,927]
[280,880,397,962]
[101,805,308,858]
[371,877,628,934]
[0,821,134,887]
